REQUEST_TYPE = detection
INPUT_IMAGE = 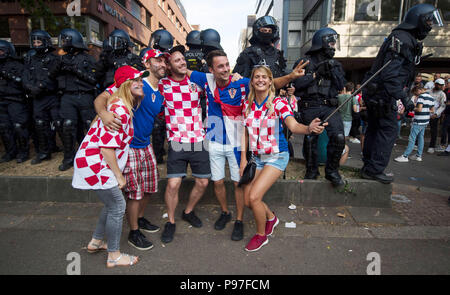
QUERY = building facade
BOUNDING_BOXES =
[0,0,192,58]
[242,0,449,82]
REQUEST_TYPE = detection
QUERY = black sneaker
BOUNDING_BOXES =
[214,211,231,230]
[161,222,176,243]
[231,220,244,241]
[182,210,202,228]
[128,230,153,251]
[138,217,160,233]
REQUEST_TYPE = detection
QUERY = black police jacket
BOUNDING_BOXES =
[186,49,205,72]
[22,51,59,97]
[363,29,420,102]
[233,44,286,78]
[292,54,346,102]
[0,58,25,101]
[57,52,97,93]
[97,50,143,89]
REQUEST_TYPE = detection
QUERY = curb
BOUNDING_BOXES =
[0,176,392,208]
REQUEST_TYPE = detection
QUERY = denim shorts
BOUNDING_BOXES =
[254,151,290,172]
[208,141,240,182]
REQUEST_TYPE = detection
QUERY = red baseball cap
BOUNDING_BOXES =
[142,49,171,63]
[114,65,149,88]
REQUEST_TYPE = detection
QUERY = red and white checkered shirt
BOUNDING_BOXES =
[243,96,294,155]
[158,76,205,143]
[72,99,134,190]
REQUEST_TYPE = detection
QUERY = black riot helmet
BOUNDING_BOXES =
[0,40,16,60]
[30,30,54,53]
[102,39,112,52]
[108,29,132,51]
[395,4,443,40]
[139,47,151,60]
[149,29,173,52]
[58,28,87,52]
[186,30,201,49]
[252,16,279,45]
[306,27,340,58]
[200,28,222,55]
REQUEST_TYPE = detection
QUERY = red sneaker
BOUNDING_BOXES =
[265,214,279,236]
[245,234,268,252]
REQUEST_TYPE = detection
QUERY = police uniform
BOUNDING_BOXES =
[361,4,443,183]
[293,28,346,187]
[233,16,286,78]
[0,40,30,163]
[57,28,98,171]
[22,30,62,164]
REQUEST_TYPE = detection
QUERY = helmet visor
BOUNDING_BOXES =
[30,36,45,49]
[323,34,340,51]
[58,35,72,48]
[257,16,277,28]
[426,9,444,27]
[108,36,126,50]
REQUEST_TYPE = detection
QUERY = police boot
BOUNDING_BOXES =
[14,123,30,163]
[325,134,345,187]
[51,120,63,153]
[31,120,51,165]
[303,135,319,179]
[59,120,75,171]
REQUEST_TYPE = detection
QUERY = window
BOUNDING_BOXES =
[288,30,301,47]
[380,0,401,21]
[146,10,152,28]
[0,16,10,38]
[334,0,346,21]
[130,0,141,21]
[305,4,323,43]
[115,0,126,8]
[437,0,450,21]
[354,0,380,21]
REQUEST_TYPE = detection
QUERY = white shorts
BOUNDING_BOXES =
[208,141,240,182]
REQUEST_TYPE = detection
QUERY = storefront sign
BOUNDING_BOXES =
[103,1,134,29]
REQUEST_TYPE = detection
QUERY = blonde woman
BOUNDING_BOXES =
[240,64,326,252]
[72,66,148,268]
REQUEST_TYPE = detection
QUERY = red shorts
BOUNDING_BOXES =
[123,145,159,200]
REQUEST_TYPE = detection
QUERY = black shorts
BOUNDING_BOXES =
[166,141,211,179]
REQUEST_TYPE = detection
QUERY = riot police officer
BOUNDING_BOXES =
[149,29,174,52]
[57,28,98,171]
[361,4,443,184]
[0,40,30,163]
[22,30,62,165]
[233,16,286,78]
[199,28,223,73]
[185,30,204,72]
[97,29,143,90]
[292,27,346,187]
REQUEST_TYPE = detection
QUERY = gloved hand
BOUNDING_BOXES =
[401,97,415,113]
[316,60,332,78]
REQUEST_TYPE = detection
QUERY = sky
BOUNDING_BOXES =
[181,0,257,68]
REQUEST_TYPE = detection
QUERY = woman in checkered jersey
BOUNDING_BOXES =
[72,66,149,268]
[240,64,326,252]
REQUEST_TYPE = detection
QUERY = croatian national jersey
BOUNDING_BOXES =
[158,76,205,143]
[72,99,134,190]
[243,96,294,155]
[189,71,249,145]
[106,78,164,149]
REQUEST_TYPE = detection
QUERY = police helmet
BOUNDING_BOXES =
[252,16,279,44]
[30,30,54,51]
[200,28,222,50]
[108,29,132,51]
[186,30,201,48]
[58,28,87,50]
[102,39,112,52]
[0,40,16,60]
[396,4,443,40]
[139,47,151,60]
[306,27,340,55]
[149,29,174,52]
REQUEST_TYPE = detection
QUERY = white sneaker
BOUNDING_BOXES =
[394,155,409,162]
[427,147,435,154]
[349,138,361,144]
[410,155,423,162]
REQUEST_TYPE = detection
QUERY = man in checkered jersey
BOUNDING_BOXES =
[94,50,168,251]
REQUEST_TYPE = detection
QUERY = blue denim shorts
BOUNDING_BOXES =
[254,151,290,172]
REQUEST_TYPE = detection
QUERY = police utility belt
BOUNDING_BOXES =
[300,98,338,108]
